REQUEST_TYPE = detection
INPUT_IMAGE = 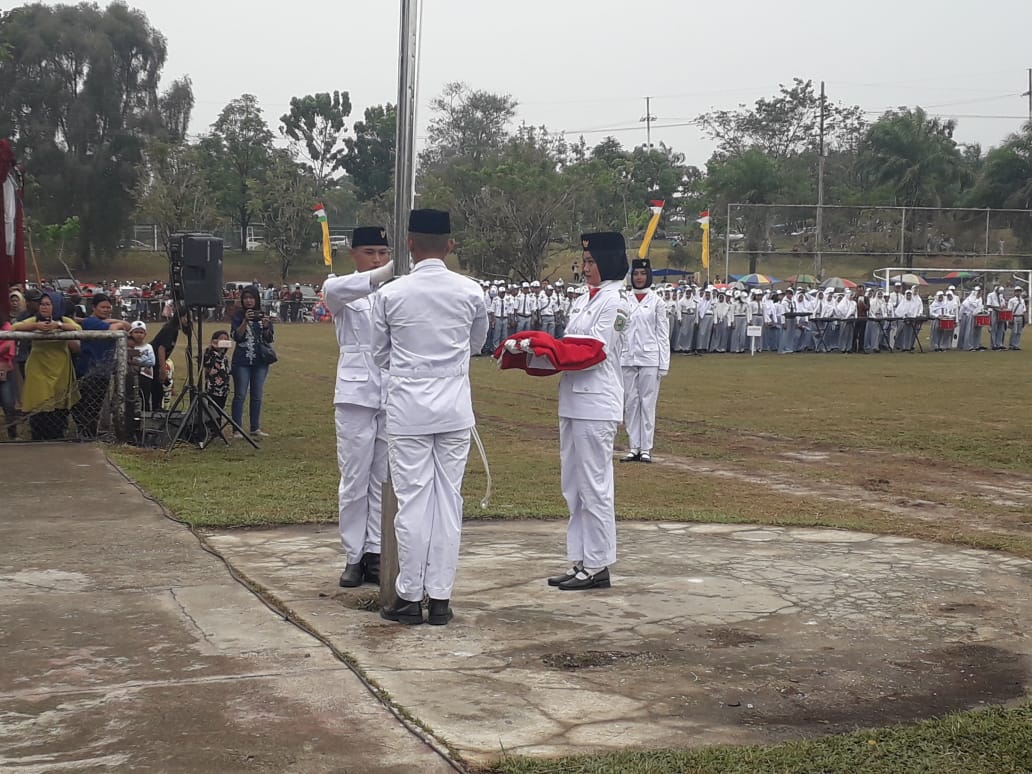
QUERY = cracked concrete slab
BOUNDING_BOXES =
[0,444,458,773]
[206,520,1032,763]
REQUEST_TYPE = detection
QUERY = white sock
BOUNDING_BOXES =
[582,565,606,575]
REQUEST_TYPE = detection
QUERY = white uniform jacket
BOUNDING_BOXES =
[323,271,383,410]
[558,281,629,422]
[621,290,670,370]
[371,259,489,435]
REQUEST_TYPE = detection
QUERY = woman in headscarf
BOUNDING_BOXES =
[230,285,276,438]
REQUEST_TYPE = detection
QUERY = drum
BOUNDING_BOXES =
[998,310,1014,323]
[974,314,991,327]
[938,318,956,331]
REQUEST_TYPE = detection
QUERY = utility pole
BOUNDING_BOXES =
[1027,68,1031,122]
[814,80,826,279]
[640,96,656,148]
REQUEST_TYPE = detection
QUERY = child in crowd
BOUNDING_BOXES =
[203,329,231,414]
[127,320,155,411]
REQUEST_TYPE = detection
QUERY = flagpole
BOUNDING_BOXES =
[381,0,421,612]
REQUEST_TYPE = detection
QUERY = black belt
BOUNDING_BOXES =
[516,314,531,318]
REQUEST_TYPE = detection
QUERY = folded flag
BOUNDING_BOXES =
[493,331,606,376]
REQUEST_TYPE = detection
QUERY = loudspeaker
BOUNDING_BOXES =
[170,233,223,308]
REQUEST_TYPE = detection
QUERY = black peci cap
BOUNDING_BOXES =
[352,226,389,248]
[408,209,450,235]
[631,257,653,288]
[581,232,625,254]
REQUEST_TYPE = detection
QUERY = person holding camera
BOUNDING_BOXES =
[230,285,275,439]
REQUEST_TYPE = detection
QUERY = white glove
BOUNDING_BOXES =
[503,338,522,354]
[659,370,668,378]
[369,260,394,287]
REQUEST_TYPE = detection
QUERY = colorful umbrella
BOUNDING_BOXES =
[739,273,778,286]
[821,277,858,290]
[311,301,333,322]
[891,273,928,286]
[785,273,818,285]
[943,271,977,279]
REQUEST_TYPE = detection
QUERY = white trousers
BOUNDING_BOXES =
[335,404,388,565]
[388,429,470,602]
[559,417,618,569]
[622,365,660,453]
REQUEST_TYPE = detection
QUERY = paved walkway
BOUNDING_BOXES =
[0,444,458,773]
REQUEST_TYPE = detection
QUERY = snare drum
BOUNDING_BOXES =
[974,314,991,327]
[998,310,1014,323]
[938,318,956,331]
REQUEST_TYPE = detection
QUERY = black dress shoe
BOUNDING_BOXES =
[558,567,611,591]
[427,598,453,626]
[620,451,641,463]
[338,563,363,588]
[361,552,381,585]
[380,598,423,625]
[547,566,581,587]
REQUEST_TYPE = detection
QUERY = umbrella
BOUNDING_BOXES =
[739,273,778,286]
[785,273,818,285]
[821,277,857,290]
[890,273,928,286]
[943,271,977,279]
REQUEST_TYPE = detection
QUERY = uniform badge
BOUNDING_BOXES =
[581,239,589,249]
[380,229,387,240]
[614,308,628,332]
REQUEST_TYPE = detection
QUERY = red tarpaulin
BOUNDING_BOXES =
[0,139,27,322]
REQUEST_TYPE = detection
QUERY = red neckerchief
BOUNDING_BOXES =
[588,287,600,299]
[635,292,646,302]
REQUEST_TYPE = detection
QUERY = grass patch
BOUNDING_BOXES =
[486,702,1032,774]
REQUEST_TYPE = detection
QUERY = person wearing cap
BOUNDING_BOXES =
[986,285,1006,350]
[515,282,536,333]
[1007,287,1026,350]
[620,257,668,464]
[323,227,395,589]
[537,283,560,338]
[543,231,630,591]
[126,320,156,412]
[372,209,488,625]
[485,284,504,354]
[71,292,132,439]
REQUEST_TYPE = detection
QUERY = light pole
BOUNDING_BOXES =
[640,96,656,149]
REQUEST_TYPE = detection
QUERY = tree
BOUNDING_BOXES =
[967,122,1032,248]
[250,150,319,281]
[696,79,865,161]
[343,103,396,204]
[422,82,517,170]
[136,141,221,246]
[706,150,787,273]
[858,108,966,265]
[280,90,351,192]
[0,2,168,267]
[201,94,274,251]
[158,76,194,144]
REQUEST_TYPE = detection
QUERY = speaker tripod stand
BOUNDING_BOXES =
[166,307,257,451]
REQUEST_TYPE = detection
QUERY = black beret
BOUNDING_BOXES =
[631,258,651,270]
[581,231,628,282]
[352,226,389,248]
[408,209,450,235]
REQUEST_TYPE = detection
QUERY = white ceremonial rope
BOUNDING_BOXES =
[470,424,492,509]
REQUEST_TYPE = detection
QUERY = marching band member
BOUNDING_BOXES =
[959,288,984,351]
[322,227,395,588]
[894,288,922,351]
[929,291,946,351]
[372,209,489,626]
[620,257,669,463]
[942,289,960,350]
[1007,287,1026,350]
[866,289,887,352]
[986,285,1006,350]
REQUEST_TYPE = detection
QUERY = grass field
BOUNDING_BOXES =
[105,322,1032,773]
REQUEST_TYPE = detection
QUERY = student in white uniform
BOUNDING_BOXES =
[1008,287,1026,350]
[620,257,669,464]
[323,227,395,588]
[371,210,489,625]
[547,232,630,591]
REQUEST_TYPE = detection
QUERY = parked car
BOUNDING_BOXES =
[330,235,349,256]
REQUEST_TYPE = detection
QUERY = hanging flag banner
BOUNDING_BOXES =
[637,199,665,259]
[313,204,332,268]
[697,209,711,270]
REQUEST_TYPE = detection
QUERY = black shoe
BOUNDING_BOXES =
[380,598,423,625]
[427,598,453,626]
[361,552,381,585]
[640,451,652,463]
[620,451,641,463]
[338,563,363,588]
[547,565,581,587]
[558,567,611,591]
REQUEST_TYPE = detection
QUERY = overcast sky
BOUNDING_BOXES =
[81,1,1032,166]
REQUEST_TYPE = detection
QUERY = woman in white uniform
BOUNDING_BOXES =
[547,232,630,591]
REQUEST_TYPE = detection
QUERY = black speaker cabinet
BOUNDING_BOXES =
[170,233,223,308]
